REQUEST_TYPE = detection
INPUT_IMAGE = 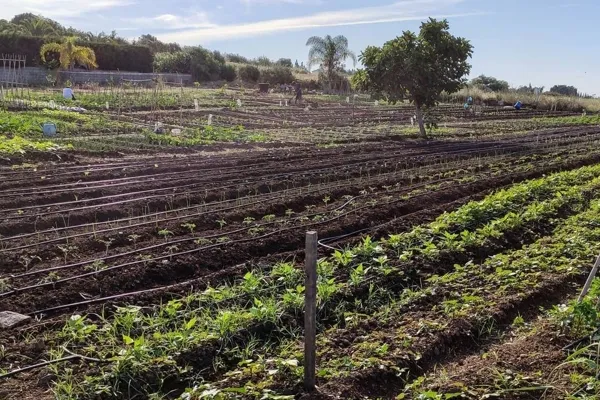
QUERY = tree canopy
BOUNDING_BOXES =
[360,18,473,137]
[306,35,356,92]
[134,34,181,54]
[550,85,578,97]
[470,75,509,92]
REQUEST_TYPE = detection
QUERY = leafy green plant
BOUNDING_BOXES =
[158,229,173,242]
[181,222,196,235]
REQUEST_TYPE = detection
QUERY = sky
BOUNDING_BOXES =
[0,0,598,94]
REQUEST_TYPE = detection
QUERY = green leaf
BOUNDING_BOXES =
[185,317,198,330]
[122,335,134,345]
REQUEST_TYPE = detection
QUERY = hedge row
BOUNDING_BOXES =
[0,34,153,72]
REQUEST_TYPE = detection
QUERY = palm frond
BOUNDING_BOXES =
[72,46,98,69]
[39,43,62,62]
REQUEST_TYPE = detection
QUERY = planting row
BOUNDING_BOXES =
[4,164,600,398]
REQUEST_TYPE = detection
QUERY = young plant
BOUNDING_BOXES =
[127,234,141,249]
[57,245,78,264]
[216,219,227,229]
[181,222,196,235]
[243,216,256,225]
[262,214,276,222]
[84,260,107,273]
[0,278,11,294]
[157,229,173,242]
[18,255,42,272]
[98,238,114,256]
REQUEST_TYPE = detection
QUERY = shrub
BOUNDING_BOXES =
[255,56,272,66]
[154,47,224,81]
[260,66,294,85]
[188,47,222,81]
[226,53,249,64]
[276,58,293,68]
[220,64,237,82]
[153,51,191,73]
[0,34,153,72]
[318,70,351,93]
[90,43,153,72]
[238,65,261,82]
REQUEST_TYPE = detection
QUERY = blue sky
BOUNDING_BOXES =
[1,0,598,94]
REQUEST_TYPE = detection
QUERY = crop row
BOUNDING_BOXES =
[4,125,600,241]
[17,164,600,399]
[5,143,600,316]
[184,178,600,399]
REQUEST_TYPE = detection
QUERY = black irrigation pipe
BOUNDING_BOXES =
[5,156,528,278]
[0,156,458,248]
[3,161,546,298]
[2,133,589,237]
[0,144,522,245]
[0,196,362,296]
[2,141,517,241]
[0,348,109,380]
[6,194,361,280]
[0,141,480,196]
[4,146,597,284]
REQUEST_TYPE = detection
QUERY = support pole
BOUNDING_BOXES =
[578,254,600,302]
[304,231,318,392]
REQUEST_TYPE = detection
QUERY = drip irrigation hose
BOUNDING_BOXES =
[1,142,580,250]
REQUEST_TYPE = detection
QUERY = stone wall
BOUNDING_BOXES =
[0,66,48,86]
[0,67,192,86]
[59,70,192,85]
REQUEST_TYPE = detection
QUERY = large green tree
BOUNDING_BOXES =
[135,34,181,54]
[360,19,473,137]
[306,35,356,92]
[471,75,509,92]
[550,85,578,97]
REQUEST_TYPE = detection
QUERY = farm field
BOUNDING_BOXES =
[1,89,600,400]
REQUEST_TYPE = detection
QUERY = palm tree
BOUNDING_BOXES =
[40,37,98,70]
[18,18,58,36]
[306,35,356,92]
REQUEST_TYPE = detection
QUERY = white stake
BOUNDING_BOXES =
[194,99,199,111]
[208,114,213,126]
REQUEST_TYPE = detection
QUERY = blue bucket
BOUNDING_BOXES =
[41,122,57,137]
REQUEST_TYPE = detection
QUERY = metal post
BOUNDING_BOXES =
[304,231,318,392]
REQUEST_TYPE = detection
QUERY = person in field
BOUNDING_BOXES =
[63,85,76,101]
[292,81,303,104]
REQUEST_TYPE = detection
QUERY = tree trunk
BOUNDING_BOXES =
[415,103,427,138]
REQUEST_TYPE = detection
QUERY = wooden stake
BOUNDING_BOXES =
[578,254,600,302]
[304,231,318,392]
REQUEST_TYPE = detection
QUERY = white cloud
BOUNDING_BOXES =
[128,12,216,30]
[0,0,133,19]
[156,0,477,44]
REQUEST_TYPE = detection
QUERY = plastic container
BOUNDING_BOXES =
[41,123,57,137]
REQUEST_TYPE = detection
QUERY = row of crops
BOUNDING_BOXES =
[4,125,600,318]
[11,163,596,399]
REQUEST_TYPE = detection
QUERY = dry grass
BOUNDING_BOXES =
[444,87,600,112]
